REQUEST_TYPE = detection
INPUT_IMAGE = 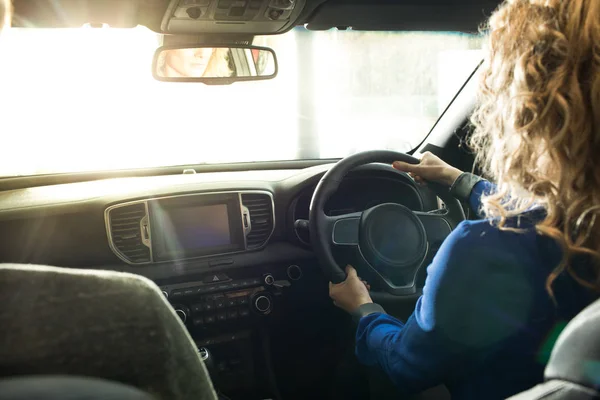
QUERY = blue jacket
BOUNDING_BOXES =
[355,180,596,399]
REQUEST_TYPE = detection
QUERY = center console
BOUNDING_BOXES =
[159,267,301,397]
[104,190,294,397]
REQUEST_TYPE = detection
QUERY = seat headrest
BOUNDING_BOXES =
[545,298,600,390]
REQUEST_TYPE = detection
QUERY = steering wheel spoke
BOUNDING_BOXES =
[414,211,454,258]
[328,212,362,246]
[352,247,425,296]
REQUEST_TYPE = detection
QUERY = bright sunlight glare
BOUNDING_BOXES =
[0,27,482,177]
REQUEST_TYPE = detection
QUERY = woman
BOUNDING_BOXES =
[330,1,600,399]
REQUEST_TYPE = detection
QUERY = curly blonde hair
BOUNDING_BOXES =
[470,0,600,295]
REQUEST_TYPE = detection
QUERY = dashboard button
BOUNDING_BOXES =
[217,283,233,291]
[204,285,218,293]
[183,288,196,296]
[254,295,272,314]
[240,280,250,288]
[205,315,216,324]
[171,289,183,298]
[227,310,238,319]
[191,304,203,313]
[237,297,249,306]
[203,301,215,312]
[193,317,204,327]
[217,313,227,322]
[239,309,250,318]
[230,281,241,289]
[215,298,226,309]
[264,274,275,286]
[197,286,209,294]
[226,299,236,307]
[203,273,229,283]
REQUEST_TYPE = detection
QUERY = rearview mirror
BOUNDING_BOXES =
[152,45,277,84]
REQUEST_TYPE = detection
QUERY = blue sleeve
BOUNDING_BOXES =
[355,221,535,395]
[468,180,496,219]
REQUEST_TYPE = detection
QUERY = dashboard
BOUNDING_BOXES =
[0,163,435,279]
[0,162,438,396]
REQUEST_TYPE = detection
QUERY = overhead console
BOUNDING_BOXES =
[105,191,274,265]
[161,0,306,34]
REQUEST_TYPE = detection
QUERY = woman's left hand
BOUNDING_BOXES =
[329,265,373,313]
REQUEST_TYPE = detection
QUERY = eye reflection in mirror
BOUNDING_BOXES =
[153,45,278,83]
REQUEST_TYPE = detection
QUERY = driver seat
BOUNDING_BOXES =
[509,298,600,399]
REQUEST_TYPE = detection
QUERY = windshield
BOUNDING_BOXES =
[0,27,482,177]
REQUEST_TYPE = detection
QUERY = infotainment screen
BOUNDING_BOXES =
[149,193,245,262]
[158,204,231,250]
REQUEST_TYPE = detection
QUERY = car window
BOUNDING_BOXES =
[0,27,482,176]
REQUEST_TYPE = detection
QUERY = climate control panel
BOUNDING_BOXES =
[189,290,254,328]
[159,271,289,334]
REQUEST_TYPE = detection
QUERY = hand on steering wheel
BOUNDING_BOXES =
[392,151,462,187]
[329,265,372,313]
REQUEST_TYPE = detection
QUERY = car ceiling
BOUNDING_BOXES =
[13,0,501,34]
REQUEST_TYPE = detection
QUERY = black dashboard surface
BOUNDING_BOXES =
[0,163,436,282]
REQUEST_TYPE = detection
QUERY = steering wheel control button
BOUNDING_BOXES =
[253,294,272,314]
[332,218,360,245]
[359,203,427,270]
[287,265,303,281]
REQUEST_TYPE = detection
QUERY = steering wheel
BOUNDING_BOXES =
[309,150,465,296]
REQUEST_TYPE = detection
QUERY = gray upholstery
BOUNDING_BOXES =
[0,264,217,400]
[509,298,600,400]
[509,381,599,400]
[0,375,155,400]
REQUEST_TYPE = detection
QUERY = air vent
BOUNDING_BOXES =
[107,203,151,264]
[242,193,274,249]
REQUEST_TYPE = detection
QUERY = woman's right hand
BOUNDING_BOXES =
[393,152,463,187]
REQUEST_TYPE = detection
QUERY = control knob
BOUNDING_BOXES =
[263,274,275,286]
[173,305,190,324]
[252,293,272,315]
